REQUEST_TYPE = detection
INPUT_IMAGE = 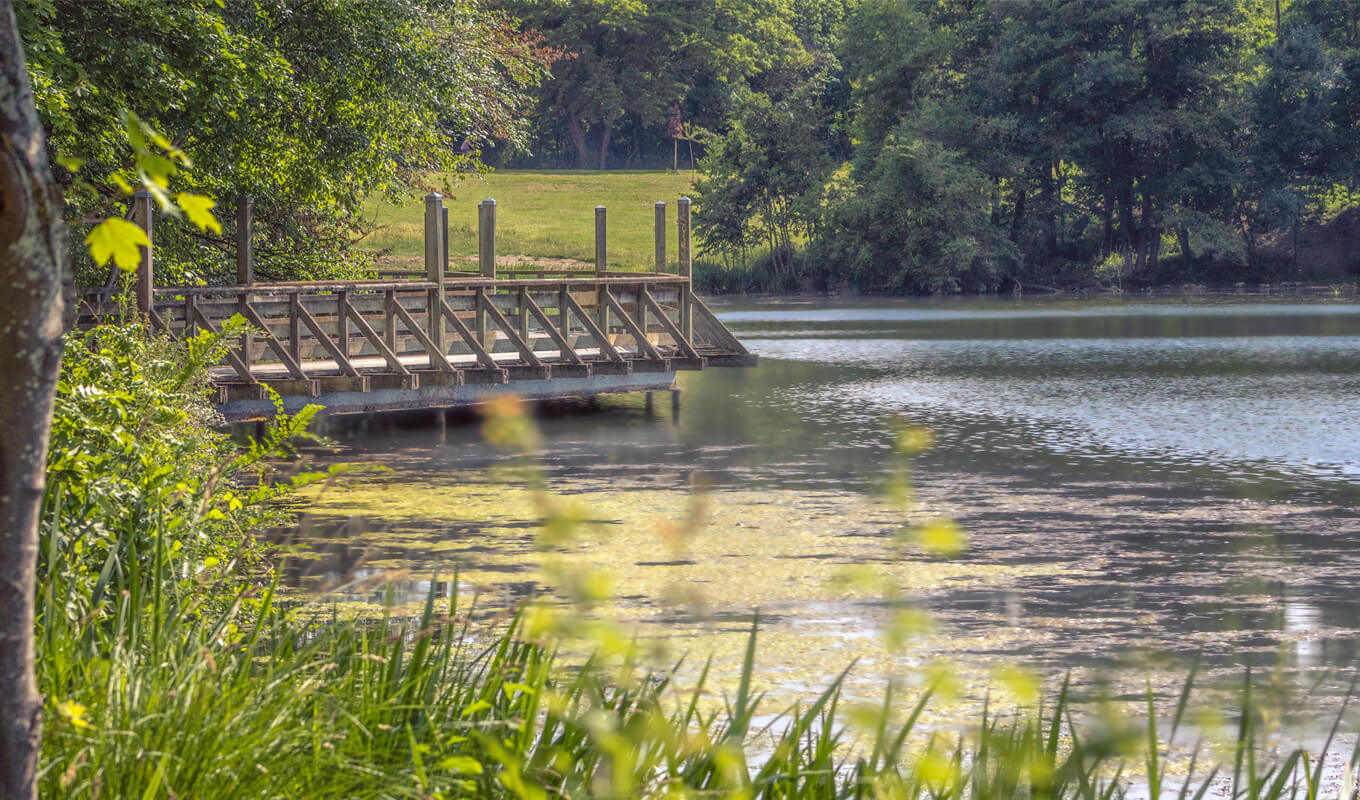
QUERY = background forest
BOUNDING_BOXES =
[23,0,1360,293]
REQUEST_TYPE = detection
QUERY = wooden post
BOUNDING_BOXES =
[595,205,607,275]
[236,195,253,367]
[595,205,608,332]
[478,198,496,278]
[236,194,253,285]
[559,284,570,339]
[441,204,449,273]
[475,288,489,346]
[518,286,531,344]
[336,291,349,358]
[654,201,666,272]
[132,189,153,314]
[425,193,445,352]
[288,293,301,363]
[677,196,693,341]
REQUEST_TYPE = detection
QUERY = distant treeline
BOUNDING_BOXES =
[498,0,1360,293]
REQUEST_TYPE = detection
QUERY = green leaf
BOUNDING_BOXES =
[84,218,149,272]
[54,153,85,172]
[437,755,483,775]
[176,193,222,233]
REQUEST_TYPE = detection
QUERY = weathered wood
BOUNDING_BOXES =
[517,286,530,343]
[236,195,253,285]
[595,205,606,275]
[562,291,624,362]
[287,299,361,378]
[388,291,454,372]
[343,296,411,376]
[477,290,543,366]
[237,303,307,379]
[677,196,693,339]
[336,291,349,358]
[654,201,666,271]
[640,288,701,360]
[437,297,500,369]
[478,198,496,278]
[426,193,445,352]
[288,293,302,363]
[474,287,489,345]
[133,189,153,313]
[520,291,584,365]
[603,289,664,361]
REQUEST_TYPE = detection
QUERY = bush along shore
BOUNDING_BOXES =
[35,319,1358,799]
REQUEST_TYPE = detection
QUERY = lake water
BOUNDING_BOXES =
[293,295,1360,727]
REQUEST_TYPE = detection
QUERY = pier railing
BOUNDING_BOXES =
[76,192,754,406]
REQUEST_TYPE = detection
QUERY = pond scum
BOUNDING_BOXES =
[35,320,1360,798]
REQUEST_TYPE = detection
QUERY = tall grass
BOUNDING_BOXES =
[33,321,1357,798]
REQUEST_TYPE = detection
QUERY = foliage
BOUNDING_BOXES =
[501,0,804,170]
[17,0,547,285]
[694,52,847,282]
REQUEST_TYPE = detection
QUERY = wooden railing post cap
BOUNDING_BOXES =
[655,200,665,207]
[133,187,151,200]
[596,205,606,211]
[425,191,442,202]
[480,197,495,206]
[678,196,691,205]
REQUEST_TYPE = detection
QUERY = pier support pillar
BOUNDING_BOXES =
[671,387,682,423]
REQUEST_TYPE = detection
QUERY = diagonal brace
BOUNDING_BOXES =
[640,288,700,360]
[603,289,664,361]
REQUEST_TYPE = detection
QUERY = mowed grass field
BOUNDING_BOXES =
[363,170,698,270]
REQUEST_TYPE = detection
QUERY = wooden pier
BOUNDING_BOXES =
[78,193,755,422]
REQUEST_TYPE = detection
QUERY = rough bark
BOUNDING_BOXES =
[596,116,614,171]
[567,114,590,169]
[1178,225,1194,272]
[0,1,66,797]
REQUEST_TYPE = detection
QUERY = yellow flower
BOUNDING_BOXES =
[55,699,91,730]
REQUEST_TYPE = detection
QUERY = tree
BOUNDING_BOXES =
[0,0,65,796]
[507,0,796,170]
[17,0,547,285]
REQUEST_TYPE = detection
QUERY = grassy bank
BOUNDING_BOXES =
[363,170,697,271]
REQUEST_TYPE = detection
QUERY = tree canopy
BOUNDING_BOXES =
[18,0,547,284]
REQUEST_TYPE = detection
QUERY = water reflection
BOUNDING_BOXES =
[291,296,1360,724]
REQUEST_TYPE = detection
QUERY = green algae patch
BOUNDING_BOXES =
[293,472,1073,726]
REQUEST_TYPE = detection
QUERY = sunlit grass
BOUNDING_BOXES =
[361,170,698,270]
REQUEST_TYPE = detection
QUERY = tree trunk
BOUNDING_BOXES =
[1178,225,1194,272]
[596,116,614,170]
[567,114,590,170]
[1039,161,1058,256]
[1010,186,1026,242]
[0,2,67,797]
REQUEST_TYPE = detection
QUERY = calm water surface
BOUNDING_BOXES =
[295,295,1360,722]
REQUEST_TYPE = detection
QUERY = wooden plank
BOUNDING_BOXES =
[562,292,624,362]
[437,297,500,369]
[388,292,455,373]
[237,303,309,379]
[640,288,701,360]
[288,294,301,363]
[477,291,543,367]
[520,292,583,365]
[603,289,664,361]
[284,301,361,378]
[690,293,753,359]
[343,297,411,375]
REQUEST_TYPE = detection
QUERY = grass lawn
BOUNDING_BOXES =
[362,169,698,270]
